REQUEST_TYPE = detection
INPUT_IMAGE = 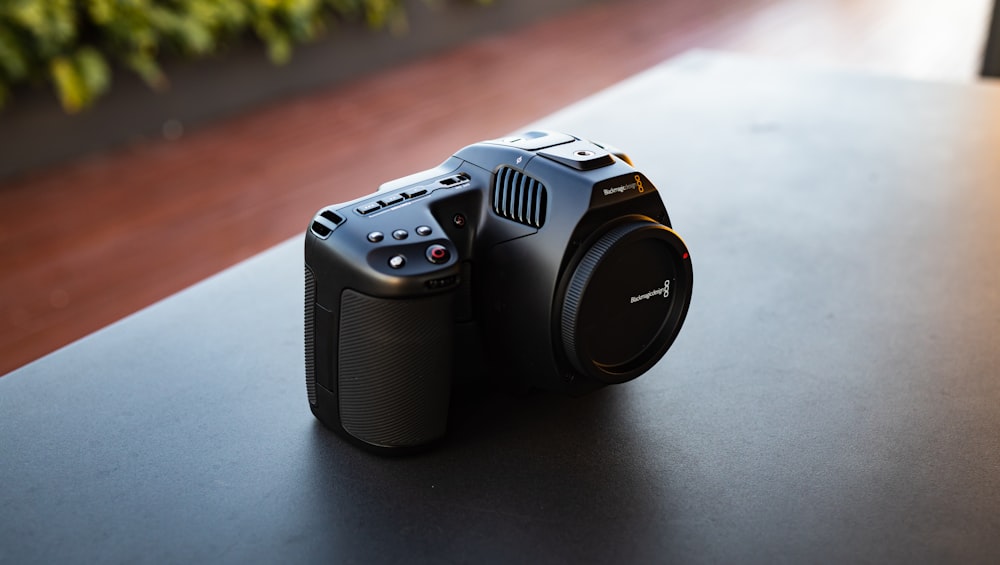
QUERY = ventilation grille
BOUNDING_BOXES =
[492,167,547,228]
[304,267,317,405]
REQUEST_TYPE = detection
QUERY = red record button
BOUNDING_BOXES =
[426,244,450,264]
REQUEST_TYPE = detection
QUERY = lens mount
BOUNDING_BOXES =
[559,220,692,383]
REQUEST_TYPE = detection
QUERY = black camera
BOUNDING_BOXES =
[304,131,692,453]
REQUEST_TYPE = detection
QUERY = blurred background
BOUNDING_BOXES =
[0,0,995,375]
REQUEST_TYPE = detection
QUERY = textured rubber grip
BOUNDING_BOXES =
[338,289,454,448]
[304,267,317,405]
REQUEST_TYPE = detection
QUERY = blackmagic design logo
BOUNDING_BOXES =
[602,175,646,197]
[630,280,671,304]
[603,182,637,196]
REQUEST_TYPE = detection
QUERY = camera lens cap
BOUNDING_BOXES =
[560,221,692,384]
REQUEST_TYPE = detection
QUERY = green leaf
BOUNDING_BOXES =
[125,51,167,90]
[49,56,86,113]
[76,47,110,99]
[87,0,116,25]
[0,25,29,79]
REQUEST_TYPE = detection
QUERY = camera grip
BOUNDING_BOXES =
[335,289,454,449]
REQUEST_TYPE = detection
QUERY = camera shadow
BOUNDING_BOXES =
[290,382,690,563]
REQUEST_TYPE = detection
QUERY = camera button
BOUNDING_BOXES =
[367,231,384,243]
[401,188,427,199]
[415,225,432,236]
[388,255,406,269]
[356,202,381,215]
[392,229,408,240]
[426,244,450,264]
[378,194,404,207]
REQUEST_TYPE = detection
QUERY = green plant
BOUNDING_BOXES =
[0,0,410,113]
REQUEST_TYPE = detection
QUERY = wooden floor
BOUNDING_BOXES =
[0,0,993,375]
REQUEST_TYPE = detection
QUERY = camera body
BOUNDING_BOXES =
[304,131,692,453]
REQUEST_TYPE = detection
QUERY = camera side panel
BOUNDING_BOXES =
[304,160,488,452]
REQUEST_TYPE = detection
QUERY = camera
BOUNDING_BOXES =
[304,131,692,453]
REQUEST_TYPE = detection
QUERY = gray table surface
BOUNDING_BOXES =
[3,50,1000,563]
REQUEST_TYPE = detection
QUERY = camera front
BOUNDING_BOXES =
[558,220,692,384]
